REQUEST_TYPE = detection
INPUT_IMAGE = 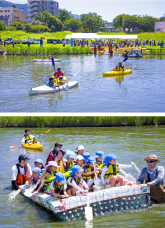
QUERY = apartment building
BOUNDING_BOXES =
[0,6,25,25]
[27,0,59,23]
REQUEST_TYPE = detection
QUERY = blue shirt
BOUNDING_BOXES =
[137,166,164,185]
[45,82,54,87]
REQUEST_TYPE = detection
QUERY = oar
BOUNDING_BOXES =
[93,162,101,186]
[131,161,141,175]
[8,184,27,201]
[10,129,51,149]
[51,56,55,71]
[120,169,136,182]
[85,194,93,221]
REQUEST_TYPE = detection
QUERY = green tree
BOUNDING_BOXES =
[113,14,125,29]
[31,19,42,25]
[64,18,82,32]
[137,16,159,32]
[10,21,24,30]
[160,16,165,21]
[0,20,6,31]
[34,11,63,32]
[56,9,72,23]
[81,12,105,32]
[122,15,138,32]
[24,24,31,32]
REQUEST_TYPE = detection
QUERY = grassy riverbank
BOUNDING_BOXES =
[0,116,164,128]
[1,31,165,55]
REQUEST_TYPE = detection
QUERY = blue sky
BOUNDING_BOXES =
[8,0,165,22]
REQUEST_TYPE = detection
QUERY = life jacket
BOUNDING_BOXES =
[32,177,38,185]
[56,160,65,173]
[82,165,95,180]
[53,182,64,194]
[119,66,124,71]
[104,164,119,179]
[123,51,127,57]
[56,71,62,77]
[42,170,55,187]
[97,161,103,177]
[16,164,29,186]
[70,176,82,185]
[24,135,33,144]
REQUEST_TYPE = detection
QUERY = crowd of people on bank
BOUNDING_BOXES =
[11,129,165,203]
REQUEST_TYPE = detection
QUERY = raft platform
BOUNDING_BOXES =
[22,185,151,221]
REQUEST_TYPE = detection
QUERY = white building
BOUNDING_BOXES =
[155,22,165,32]
[27,0,59,23]
[69,11,81,20]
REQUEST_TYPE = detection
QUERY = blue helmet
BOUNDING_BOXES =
[87,157,95,163]
[53,172,66,184]
[119,62,122,66]
[95,151,104,158]
[103,154,117,166]
[71,165,83,176]
[66,150,77,159]
[32,167,42,174]
[82,152,90,161]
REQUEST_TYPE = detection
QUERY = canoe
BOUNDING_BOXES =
[22,143,43,151]
[22,184,150,221]
[102,69,132,77]
[33,59,61,62]
[127,54,143,58]
[29,81,79,95]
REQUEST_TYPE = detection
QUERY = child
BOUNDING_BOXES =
[33,136,38,144]
[75,145,86,155]
[45,77,59,88]
[28,167,42,191]
[65,150,77,172]
[50,172,69,199]
[34,158,45,173]
[101,154,134,188]
[52,148,66,173]
[66,165,89,196]
[95,151,104,167]
[83,157,99,191]
[82,152,90,165]
[33,161,61,194]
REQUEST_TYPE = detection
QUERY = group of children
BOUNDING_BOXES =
[28,144,134,200]
[45,67,67,88]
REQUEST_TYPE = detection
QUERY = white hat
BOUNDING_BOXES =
[77,145,85,150]
[76,155,84,160]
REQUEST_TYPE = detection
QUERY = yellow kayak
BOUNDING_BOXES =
[102,69,132,77]
[22,143,43,151]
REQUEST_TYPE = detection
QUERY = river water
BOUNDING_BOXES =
[0,54,165,112]
[0,126,165,228]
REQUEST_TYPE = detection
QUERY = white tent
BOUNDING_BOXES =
[65,33,138,39]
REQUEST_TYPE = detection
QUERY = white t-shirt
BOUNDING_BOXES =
[22,135,34,144]
[101,164,132,185]
[11,164,32,181]
[50,181,67,190]
[67,176,89,192]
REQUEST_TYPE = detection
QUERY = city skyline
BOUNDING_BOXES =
[2,0,165,22]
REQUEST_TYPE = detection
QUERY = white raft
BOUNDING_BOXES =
[127,54,143,58]
[29,81,79,95]
[33,59,61,62]
[22,184,150,221]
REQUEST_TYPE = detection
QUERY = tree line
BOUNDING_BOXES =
[0,9,165,33]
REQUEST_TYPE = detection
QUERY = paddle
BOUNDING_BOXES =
[131,161,141,175]
[51,56,55,71]
[8,184,27,201]
[112,57,128,71]
[10,129,51,149]
[93,162,101,186]
[120,169,136,182]
[85,194,93,221]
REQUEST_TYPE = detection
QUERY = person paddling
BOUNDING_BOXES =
[136,154,165,203]
[53,67,64,78]
[21,129,39,145]
[11,154,32,190]
[45,77,59,88]
[113,62,124,71]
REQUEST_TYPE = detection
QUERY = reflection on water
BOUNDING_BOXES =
[0,54,165,112]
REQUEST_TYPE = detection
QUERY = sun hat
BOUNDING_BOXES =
[34,158,44,165]
[66,150,77,159]
[82,152,90,161]
[53,172,66,184]
[76,155,84,160]
[144,154,160,162]
[45,161,61,169]
[95,151,104,158]
[104,154,117,166]
[33,136,37,140]
[71,165,83,176]
[32,167,42,174]
[77,145,85,151]
[87,157,95,163]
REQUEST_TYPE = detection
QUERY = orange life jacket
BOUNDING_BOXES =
[16,164,29,186]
